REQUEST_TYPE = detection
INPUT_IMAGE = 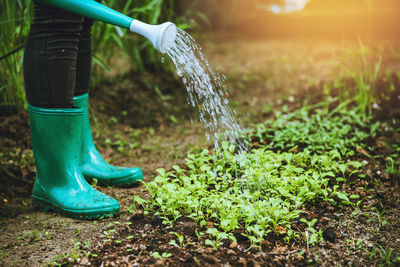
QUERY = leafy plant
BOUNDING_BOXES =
[168,231,193,248]
[139,141,362,249]
[0,0,33,111]
[300,218,322,247]
[205,228,236,251]
[247,99,382,157]
[129,101,386,251]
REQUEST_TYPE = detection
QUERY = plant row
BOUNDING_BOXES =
[131,102,388,250]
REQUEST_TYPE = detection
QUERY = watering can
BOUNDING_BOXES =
[38,0,177,53]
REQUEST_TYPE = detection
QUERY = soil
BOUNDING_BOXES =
[1,34,399,266]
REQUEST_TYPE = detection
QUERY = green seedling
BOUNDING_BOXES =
[247,99,382,157]
[144,143,362,249]
[132,102,384,253]
[300,218,322,247]
[346,238,364,250]
[152,251,172,259]
[168,232,187,248]
[242,225,266,251]
[195,228,204,240]
[205,228,236,251]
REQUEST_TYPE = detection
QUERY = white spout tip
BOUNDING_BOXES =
[130,20,177,53]
[157,22,177,53]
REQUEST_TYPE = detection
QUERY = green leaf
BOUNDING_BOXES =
[92,54,110,72]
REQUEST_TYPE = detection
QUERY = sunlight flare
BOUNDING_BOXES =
[269,0,310,14]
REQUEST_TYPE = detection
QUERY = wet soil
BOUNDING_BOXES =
[1,35,399,266]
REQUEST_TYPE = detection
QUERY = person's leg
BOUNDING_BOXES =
[23,2,119,219]
[23,2,83,108]
[73,15,143,186]
[74,0,100,96]
[74,16,93,96]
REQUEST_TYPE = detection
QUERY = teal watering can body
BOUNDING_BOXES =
[38,0,133,29]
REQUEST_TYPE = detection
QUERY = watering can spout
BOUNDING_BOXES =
[130,20,177,53]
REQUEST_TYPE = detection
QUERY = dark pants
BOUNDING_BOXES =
[23,2,94,108]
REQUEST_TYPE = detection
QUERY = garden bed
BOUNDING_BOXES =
[0,37,399,266]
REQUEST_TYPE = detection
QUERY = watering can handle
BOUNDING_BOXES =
[37,0,134,29]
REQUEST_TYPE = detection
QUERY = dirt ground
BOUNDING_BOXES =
[1,34,399,266]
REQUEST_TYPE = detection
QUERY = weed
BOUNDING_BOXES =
[48,240,91,266]
[370,245,399,266]
[16,229,52,245]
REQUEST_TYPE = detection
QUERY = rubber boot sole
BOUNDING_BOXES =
[85,175,143,187]
[32,196,119,220]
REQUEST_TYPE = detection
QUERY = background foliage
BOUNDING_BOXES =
[0,0,195,112]
[0,0,33,111]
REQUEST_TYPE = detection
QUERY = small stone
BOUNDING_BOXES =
[293,252,304,261]
[177,222,196,235]
[203,255,218,263]
[319,217,330,225]
[229,242,238,249]
[323,228,336,243]
[133,210,143,216]
[185,256,194,263]
[79,257,90,265]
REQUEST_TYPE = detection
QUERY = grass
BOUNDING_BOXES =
[326,39,387,115]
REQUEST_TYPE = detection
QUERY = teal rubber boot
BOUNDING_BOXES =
[29,105,120,219]
[73,93,143,186]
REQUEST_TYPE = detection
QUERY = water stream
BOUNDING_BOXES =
[164,29,247,151]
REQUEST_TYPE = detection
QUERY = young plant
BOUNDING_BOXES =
[300,218,321,248]
[152,251,172,259]
[205,228,236,251]
[168,232,194,248]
